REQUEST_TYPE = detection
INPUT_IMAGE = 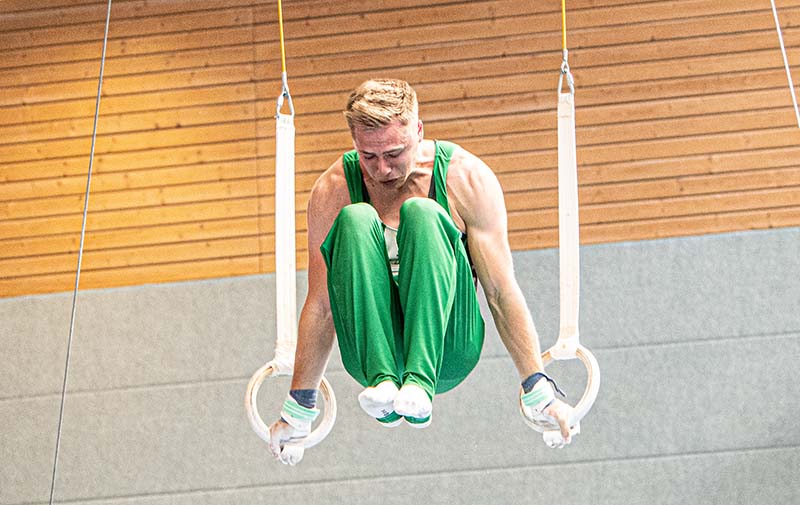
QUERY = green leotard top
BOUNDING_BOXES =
[341,140,475,276]
[342,140,455,212]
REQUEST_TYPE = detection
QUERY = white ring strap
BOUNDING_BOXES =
[555,91,580,359]
[245,104,337,450]
[273,112,298,373]
[519,78,600,439]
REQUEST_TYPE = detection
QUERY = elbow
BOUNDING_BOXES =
[314,298,333,322]
[485,286,504,315]
[303,299,332,325]
[484,279,525,315]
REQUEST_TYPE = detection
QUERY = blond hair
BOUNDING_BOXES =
[344,79,418,131]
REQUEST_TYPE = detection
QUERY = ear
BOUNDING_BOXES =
[417,119,424,141]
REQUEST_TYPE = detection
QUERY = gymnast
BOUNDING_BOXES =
[269,79,573,464]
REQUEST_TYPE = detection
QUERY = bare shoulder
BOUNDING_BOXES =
[446,145,505,231]
[311,156,348,198]
[447,145,497,187]
[303,157,351,310]
[308,157,350,227]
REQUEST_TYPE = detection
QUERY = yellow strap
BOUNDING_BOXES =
[561,0,567,51]
[558,0,574,93]
[278,0,287,74]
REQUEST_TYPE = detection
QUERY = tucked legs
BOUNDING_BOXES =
[320,203,403,390]
[320,199,485,424]
[396,198,484,398]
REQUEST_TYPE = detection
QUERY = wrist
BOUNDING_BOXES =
[289,388,318,409]
[521,371,566,397]
[280,395,320,434]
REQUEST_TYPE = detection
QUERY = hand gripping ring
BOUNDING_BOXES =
[519,343,600,433]
[245,362,337,449]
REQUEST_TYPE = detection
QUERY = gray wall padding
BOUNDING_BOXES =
[1,228,798,504]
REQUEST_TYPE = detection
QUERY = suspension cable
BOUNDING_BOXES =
[276,0,294,116]
[770,0,800,128]
[49,1,112,503]
[559,0,575,95]
[561,0,567,52]
[278,0,287,75]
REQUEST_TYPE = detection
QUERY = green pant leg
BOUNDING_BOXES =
[320,203,403,389]
[396,198,485,398]
[435,255,485,394]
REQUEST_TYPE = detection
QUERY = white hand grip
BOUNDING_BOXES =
[542,423,580,449]
[519,343,600,434]
[245,362,337,449]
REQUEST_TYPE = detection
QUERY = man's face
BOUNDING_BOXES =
[352,118,422,189]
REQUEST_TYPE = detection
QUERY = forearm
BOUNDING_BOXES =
[290,301,336,391]
[487,283,545,379]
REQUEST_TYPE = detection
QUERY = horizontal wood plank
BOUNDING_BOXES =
[2,0,799,297]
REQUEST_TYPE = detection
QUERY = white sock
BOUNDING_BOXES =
[393,383,432,419]
[358,381,399,419]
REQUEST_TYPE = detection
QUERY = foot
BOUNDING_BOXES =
[394,383,432,429]
[358,381,402,427]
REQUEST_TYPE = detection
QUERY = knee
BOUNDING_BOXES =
[399,197,444,226]
[335,203,380,233]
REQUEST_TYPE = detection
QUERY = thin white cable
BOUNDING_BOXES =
[49,1,112,503]
[771,0,800,128]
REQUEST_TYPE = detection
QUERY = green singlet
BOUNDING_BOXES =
[320,140,485,398]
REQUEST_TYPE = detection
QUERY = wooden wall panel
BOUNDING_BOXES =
[1,0,799,297]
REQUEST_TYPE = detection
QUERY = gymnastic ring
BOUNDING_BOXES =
[518,343,600,433]
[245,362,337,449]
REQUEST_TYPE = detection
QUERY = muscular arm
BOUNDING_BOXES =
[449,151,545,379]
[289,161,350,391]
[268,162,350,463]
[450,150,574,443]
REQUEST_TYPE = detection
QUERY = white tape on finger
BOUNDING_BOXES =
[280,440,306,466]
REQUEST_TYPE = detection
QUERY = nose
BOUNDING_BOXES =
[377,156,392,176]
